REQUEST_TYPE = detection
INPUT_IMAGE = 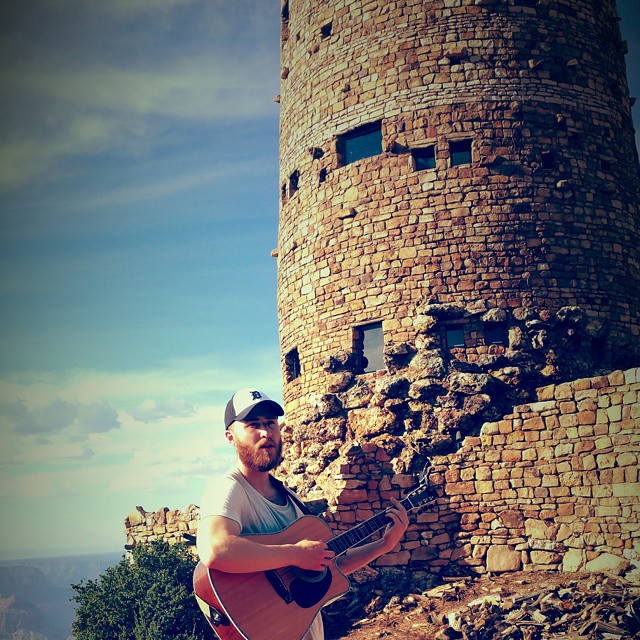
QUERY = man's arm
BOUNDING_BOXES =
[336,497,409,576]
[196,515,335,573]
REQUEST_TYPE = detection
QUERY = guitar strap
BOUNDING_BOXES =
[269,475,314,516]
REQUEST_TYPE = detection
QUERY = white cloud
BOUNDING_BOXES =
[0,353,281,500]
[128,398,195,423]
[5,440,96,468]
[0,396,120,437]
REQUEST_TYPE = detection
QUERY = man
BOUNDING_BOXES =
[197,388,409,640]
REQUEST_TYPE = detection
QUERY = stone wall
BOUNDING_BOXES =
[278,300,617,497]
[124,367,639,580]
[124,504,199,552]
[426,366,640,578]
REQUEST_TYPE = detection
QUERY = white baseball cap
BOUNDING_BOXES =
[224,388,284,428]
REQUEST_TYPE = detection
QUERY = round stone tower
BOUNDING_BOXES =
[277,0,639,431]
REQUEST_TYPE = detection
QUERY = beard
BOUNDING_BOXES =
[235,438,283,472]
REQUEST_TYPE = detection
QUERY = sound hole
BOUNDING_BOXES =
[289,568,333,608]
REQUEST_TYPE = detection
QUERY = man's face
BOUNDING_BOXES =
[227,410,282,472]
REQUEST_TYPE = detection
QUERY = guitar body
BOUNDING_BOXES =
[193,515,350,640]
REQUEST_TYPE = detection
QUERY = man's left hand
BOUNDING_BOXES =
[381,497,409,552]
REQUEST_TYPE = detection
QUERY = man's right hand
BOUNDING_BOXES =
[291,539,335,571]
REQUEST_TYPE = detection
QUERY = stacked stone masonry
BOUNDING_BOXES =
[124,504,199,551]
[277,0,640,425]
[427,366,640,578]
[125,367,640,580]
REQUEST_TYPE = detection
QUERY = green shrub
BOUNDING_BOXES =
[72,541,210,640]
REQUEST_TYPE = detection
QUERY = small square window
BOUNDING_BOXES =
[445,327,465,349]
[285,348,301,382]
[338,122,382,166]
[354,322,385,374]
[321,22,332,39]
[541,151,555,169]
[289,170,300,195]
[412,146,436,171]
[281,1,289,22]
[449,139,472,166]
[484,324,507,346]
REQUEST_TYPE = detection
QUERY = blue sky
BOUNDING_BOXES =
[0,0,638,560]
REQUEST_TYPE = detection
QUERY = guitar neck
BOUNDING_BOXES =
[327,495,415,556]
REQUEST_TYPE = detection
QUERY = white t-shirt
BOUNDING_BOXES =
[199,467,325,640]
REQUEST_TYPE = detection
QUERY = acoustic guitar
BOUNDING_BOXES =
[193,481,437,640]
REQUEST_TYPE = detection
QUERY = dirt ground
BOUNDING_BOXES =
[323,571,640,640]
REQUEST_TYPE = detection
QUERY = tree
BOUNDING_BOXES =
[72,541,211,640]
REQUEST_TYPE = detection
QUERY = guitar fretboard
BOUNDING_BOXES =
[327,496,414,556]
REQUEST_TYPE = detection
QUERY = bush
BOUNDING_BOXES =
[72,541,210,640]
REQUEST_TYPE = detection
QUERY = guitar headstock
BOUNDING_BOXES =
[401,478,439,512]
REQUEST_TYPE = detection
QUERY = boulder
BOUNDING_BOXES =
[375,375,410,398]
[409,379,446,401]
[384,342,414,356]
[296,418,346,442]
[556,306,587,327]
[462,393,491,415]
[449,372,494,395]
[342,379,373,409]
[486,545,522,572]
[319,350,353,372]
[584,553,630,575]
[413,315,439,333]
[482,308,508,323]
[409,351,447,378]
[308,393,343,418]
[126,506,148,527]
[326,371,354,393]
[509,326,531,350]
[348,406,399,439]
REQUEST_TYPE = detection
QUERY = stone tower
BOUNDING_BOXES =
[276,0,639,495]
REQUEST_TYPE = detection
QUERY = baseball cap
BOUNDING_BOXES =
[224,388,284,428]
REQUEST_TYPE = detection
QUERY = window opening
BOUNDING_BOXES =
[484,324,507,346]
[281,182,288,203]
[601,159,612,172]
[354,322,385,374]
[319,167,327,184]
[281,1,290,41]
[412,146,436,171]
[541,151,556,169]
[289,170,300,195]
[338,121,383,166]
[285,348,301,382]
[449,139,472,166]
[445,326,465,349]
[321,22,332,39]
